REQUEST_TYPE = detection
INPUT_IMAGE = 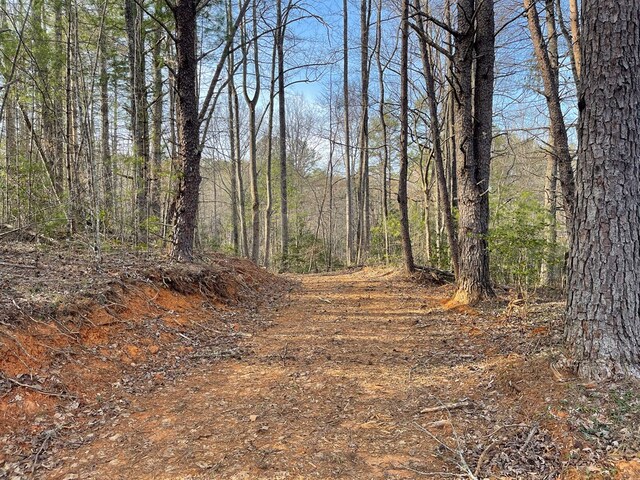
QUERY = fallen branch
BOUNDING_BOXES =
[420,400,473,414]
[3,375,74,399]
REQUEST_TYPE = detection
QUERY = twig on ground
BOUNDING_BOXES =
[396,464,466,477]
[519,423,538,453]
[420,400,473,414]
[4,375,74,399]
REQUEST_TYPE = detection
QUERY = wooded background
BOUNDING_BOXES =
[0,0,574,288]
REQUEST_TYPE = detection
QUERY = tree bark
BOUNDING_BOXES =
[398,0,414,274]
[150,6,164,219]
[374,0,389,264]
[565,0,640,380]
[356,0,371,263]
[170,0,201,261]
[342,0,354,265]
[452,0,495,304]
[263,39,277,268]
[99,32,114,221]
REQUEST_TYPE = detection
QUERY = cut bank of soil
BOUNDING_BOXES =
[15,268,638,480]
[0,246,289,479]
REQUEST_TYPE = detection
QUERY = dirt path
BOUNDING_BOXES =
[46,270,566,479]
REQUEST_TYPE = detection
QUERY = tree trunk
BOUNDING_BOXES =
[125,0,150,236]
[540,152,557,286]
[398,0,414,274]
[524,0,575,234]
[150,7,164,219]
[263,39,277,268]
[241,0,261,263]
[100,31,114,222]
[232,81,249,258]
[565,0,640,380]
[356,0,371,263]
[276,0,289,270]
[227,63,240,255]
[415,0,459,278]
[375,0,389,264]
[452,0,495,304]
[342,0,354,265]
[170,0,202,261]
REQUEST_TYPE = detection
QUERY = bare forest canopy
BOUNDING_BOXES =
[0,0,569,276]
[1,0,639,381]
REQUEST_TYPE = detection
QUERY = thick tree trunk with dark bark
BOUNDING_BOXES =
[170,0,202,262]
[565,0,640,380]
[452,0,495,304]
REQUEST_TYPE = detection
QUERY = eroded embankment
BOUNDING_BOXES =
[0,248,289,478]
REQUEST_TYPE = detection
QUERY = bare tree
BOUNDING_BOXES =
[413,0,459,278]
[524,0,575,234]
[241,0,261,263]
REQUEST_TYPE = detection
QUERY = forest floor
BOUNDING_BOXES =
[1,244,639,479]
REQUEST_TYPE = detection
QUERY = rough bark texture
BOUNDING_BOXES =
[375,0,390,264]
[263,41,277,268]
[565,0,640,380]
[398,0,414,274]
[170,0,202,262]
[452,0,495,304]
[227,55,239,256]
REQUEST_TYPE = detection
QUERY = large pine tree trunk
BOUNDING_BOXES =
[452,0,495,304]
[170,0,202,261]
[565,0,640,380]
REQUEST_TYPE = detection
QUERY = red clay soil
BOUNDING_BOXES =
[2,263,639,479]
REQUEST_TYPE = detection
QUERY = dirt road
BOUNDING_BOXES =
[45,269,568,479]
